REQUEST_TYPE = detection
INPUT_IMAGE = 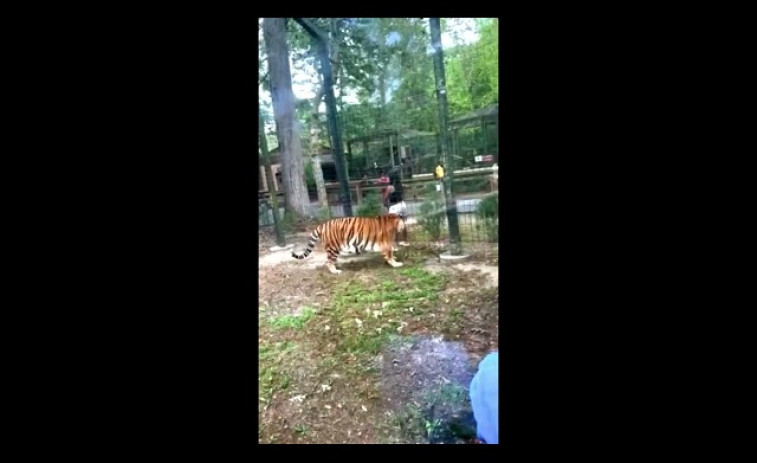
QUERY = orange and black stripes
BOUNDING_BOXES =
[291,214,405,270]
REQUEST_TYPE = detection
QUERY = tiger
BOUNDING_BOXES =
[291,213,406,275]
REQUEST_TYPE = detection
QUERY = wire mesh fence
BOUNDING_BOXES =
[401,183,499,246]
[258,112,499,252]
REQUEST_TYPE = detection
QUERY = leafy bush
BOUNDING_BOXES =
[418,183,445,240]
[357,190,383,217]
[453,177,488,194]
[476,194,498,242]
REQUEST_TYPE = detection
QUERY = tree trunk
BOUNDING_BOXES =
[306,19,344,214]
[310,88,329,212]
[263,18,310,217]
[259,106,286,247]
[377,22,388,129]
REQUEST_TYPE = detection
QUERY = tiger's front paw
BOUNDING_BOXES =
[387,259,403,268]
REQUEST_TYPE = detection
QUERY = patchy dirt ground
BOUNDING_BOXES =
[258,226,498,444]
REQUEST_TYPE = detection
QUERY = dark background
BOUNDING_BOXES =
[14,4,721,457]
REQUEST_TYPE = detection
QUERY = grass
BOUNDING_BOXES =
[383,401,474,443]
[258,265,447,406]
[257,249,497,443]
[325,267,446,356]
[387,402,428,443]
[425,382,469,405]
[384,382,475,443]
[259,340,297,361]
[268,306,317,330]
[258,340,298,405]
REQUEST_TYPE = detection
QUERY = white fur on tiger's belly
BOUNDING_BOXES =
[339,240,386,255]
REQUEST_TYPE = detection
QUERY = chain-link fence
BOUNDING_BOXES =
[259,103,499,246]
[401,178,498,246]
[259,109,498,247]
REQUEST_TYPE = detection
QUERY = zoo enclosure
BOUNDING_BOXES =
[259,18,499,248]
[260,105,499,246]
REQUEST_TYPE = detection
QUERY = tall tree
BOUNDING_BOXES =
[443,19,499,115]
[263,18,310,217]
[288,18,354,209]
[274,18,499,173]
[305,19,343,211]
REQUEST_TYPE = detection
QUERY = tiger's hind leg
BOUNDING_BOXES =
[325,246,342,275]
[396,226,410,248]
[381,245,403,268]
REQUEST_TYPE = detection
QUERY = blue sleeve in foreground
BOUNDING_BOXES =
[469,352,498,444]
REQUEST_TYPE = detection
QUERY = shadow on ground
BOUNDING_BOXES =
[376,335,479,444]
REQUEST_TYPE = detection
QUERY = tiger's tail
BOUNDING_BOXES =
[291,226,321,260]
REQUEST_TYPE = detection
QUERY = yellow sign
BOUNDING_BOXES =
[434,164,445,179]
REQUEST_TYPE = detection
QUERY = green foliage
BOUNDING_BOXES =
[280,211,296,234]
[357,190,383,217]
[269,307,317,330]
[418,183,445,240]
[476,194,498,242]
[318,205,331,220]
[329,267,445,355]
[452,177,488,195]
[445,19,498,116]
[304,161,316,189]
[261,18,498,179]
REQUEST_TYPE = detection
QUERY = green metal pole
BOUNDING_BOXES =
[429,18,461,255]
[293,18,353,217]
[482,118,488,156]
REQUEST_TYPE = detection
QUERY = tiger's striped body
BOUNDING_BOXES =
[291,213,406,274]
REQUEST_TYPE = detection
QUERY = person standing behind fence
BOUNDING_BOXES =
[377,171,392,209]
[383,167,408,245]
